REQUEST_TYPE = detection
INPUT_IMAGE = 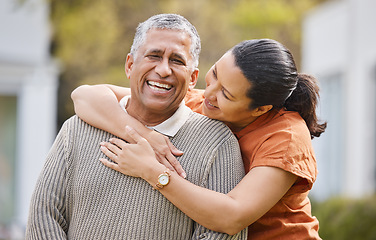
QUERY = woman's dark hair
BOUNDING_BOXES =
[232,39,327,138]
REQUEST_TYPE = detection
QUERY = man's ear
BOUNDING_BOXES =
[251,105,273,117]
[188,68,199,90]
[125,54,134,79]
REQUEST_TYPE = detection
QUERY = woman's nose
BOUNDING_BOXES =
[204,80,218,101]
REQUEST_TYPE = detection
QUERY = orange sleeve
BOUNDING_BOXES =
[250,114,317,189]
[184,88,204,115]
[237,110,317,189]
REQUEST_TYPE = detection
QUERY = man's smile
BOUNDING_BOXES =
[147,80,173,92]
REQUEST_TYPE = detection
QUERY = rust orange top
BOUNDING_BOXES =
[184,88,321,239]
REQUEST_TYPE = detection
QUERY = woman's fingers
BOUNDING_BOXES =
[100,158,121,171]
[100,137,128,161]
[165,152,186,178]
[166,139,184,157]
[130,126,186,178]
[100,158,134,177]
[164,139,186,178]
[125,126,147,144]
[100,142,119,162]
[100,126,187,179]
[154,148,186,178]
[108,137,127,149]
[155,154,175,172]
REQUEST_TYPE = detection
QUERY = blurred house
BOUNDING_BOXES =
[0,0,58,237]
[302,0,376,201]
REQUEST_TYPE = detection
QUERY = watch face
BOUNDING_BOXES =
[159,174,169,185]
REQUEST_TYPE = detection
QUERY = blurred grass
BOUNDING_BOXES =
[312,195,376,240]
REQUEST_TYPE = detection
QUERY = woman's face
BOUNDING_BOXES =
[202,51,257,131]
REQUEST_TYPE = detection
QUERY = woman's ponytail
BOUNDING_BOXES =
[284,73,327,138]
[232,39,327,138]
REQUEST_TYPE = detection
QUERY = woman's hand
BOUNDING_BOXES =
[142,130,186,178]
[100,126,160,178]
[100,126,186,178]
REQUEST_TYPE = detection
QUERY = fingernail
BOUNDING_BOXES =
[182,172,187,178]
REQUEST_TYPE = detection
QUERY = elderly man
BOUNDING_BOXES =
[25,14,246,239]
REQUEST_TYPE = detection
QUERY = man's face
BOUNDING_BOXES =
[125,29,198,124]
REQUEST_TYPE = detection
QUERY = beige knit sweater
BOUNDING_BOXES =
[26,113,247,239]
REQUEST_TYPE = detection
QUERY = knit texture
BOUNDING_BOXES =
[26,112,247,239]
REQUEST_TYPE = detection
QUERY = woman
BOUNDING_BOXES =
[72,39,326,239]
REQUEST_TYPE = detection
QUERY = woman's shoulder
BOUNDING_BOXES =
[184,88,205,114]
[236,108,307,140]
[256,109,317,183]
[278,109,311,141]
[258,108,309,138]
[255,109,313,157]
[239,109,317,182]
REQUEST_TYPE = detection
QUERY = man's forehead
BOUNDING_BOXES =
[144,28,191,46]
[143,29,192,57]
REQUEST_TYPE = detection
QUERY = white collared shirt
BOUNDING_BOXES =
[119,96,192,137]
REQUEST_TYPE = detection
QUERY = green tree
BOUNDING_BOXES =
[50,0,326,127]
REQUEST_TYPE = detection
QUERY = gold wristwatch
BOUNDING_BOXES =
[155,169,171,190]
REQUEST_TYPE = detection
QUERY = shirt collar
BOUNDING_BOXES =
[119,96,192,137]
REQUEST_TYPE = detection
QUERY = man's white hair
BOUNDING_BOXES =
[130,14,201,68]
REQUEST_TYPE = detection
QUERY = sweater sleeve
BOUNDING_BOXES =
[25,121,70,240]
[191,134,248,239]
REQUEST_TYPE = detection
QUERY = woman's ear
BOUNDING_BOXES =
[251,105,273,117]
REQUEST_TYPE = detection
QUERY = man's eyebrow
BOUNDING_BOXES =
[145,49,163,55]
[144,50,187,63]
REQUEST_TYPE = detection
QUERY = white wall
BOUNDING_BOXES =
[302,0,376,200]
[0,0,59,236]
[0,0,51,64]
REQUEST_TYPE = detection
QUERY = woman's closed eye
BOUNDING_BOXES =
[221,88,231,100]
[212,69,218,80]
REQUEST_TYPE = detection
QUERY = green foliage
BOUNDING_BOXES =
[50,0,326,127]
[229,0,319,68]
[312,195,376,240]
[56,2,122,81]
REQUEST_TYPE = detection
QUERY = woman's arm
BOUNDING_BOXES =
[71,85,186,177]
[100,127,297,235]
[71,84,132,139]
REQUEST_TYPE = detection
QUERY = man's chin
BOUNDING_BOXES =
[144,103,177,114]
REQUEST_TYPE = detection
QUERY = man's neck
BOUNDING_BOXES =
[126,101,177,127]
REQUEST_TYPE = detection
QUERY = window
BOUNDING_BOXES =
[311,73,344,200]
[374,65,376,192]
[0,95,17,236]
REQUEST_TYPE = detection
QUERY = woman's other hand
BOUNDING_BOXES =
[100,126,186,178]
[143,130,186,178]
